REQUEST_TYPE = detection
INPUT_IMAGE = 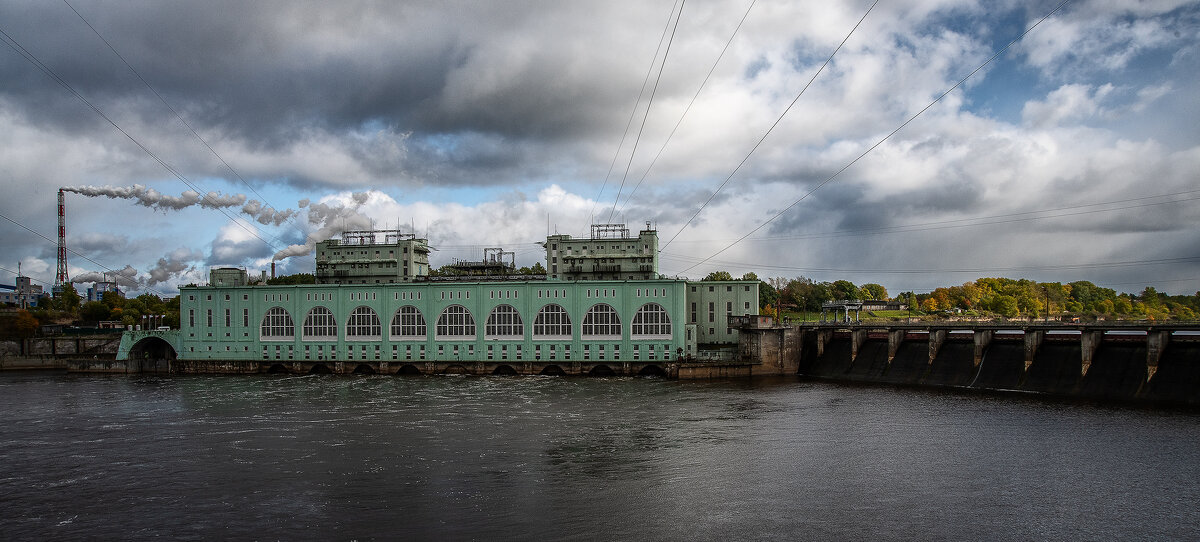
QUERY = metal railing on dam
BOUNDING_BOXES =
[730,316,1200,406]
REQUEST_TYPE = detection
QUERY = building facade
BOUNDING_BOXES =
[170,225,759,369]
[178,279,721,365]
[544,224,659,281]
[315,230,431,284]
[0,275,47,307]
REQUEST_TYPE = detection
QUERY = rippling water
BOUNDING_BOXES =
[2,372,1198,540]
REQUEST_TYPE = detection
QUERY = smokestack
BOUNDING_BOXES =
[261,270,267,283]
[56,189,68,286]
[271,262,275,279]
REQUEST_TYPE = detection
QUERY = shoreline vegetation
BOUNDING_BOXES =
[2,273,1198,340]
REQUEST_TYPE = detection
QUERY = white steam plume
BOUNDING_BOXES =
[70,265,139,288]
[147,248,204,286]
[63,184,295,226]
[272,192,378,261]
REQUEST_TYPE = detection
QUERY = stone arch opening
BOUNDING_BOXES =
[266,363,289,374]
[396,364,422,375]
[442,364,469,375]
[492,364,519,376]
[129,337,177,361]
[637,364,668,378]
[588,364,616,377]
[352,363,376,375]
[540,365,566,376]
[308,363,333,375]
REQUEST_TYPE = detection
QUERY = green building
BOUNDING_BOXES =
[314,229,431,284]
[155,225,758,374]
[544,223,659,281]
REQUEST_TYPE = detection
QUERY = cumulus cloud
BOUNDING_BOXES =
[1,1,1197,295]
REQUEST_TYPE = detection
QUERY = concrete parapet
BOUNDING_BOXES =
[1146,330,1169,382]
[973,330,992,367]
[1080,331,1103,377]
[1023,330,1044,371]
[816,329,833,358]
[929,329,947,366]
[887,330,905,363]
[851,329,869,362]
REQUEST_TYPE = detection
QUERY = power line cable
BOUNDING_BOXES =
[616,0,756,216]
[660,251,1200,275]
[607,0,686,223]
[665,189,1200,244]
[676,0,1072,274]
[661,0,880,251]
[62,0,299,247]
[0,26,282,253]
[0,211,170,297]
[584,0,682,233]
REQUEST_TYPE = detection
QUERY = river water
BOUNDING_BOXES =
[2,373,1198,541]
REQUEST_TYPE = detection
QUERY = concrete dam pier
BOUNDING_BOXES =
[732,317,1200,406]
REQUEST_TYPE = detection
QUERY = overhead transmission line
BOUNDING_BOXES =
[615,0,756,217]
[676,0,1073,275]
[0,26,282,254]
[660,251,1200,275]
[606,0,686,223]
[0,211,170,297]
[62,0,299,248]
[585,0,682,232]
[661,0,880,251]
[662,188,1200,244]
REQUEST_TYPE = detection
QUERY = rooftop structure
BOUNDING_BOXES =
[543,223,659,281]
[445,248,516,277]
[315,229,431,285]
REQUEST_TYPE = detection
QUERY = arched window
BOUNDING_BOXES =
[485,304,524,339]
[346,306,381,340]
[436,305,476,339]
[302,306,337,340]
[632,302,672,338]
[582,303,621,339]
[260,307,294,340]
[532,304,572,339]
[390,305,426,339]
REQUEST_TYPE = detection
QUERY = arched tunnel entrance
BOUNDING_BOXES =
[129,337,177,373]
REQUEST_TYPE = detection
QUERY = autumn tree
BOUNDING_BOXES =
[0,309,39,339]
[702,270,734,281]
[860,283,888,301]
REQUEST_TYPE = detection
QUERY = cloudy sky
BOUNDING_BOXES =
[1,0,1197,297]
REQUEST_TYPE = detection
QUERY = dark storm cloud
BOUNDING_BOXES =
[0,1,644,158]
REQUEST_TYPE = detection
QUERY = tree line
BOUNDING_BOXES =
[702,272,1199,321]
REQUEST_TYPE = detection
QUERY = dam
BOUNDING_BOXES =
[732,316,1200,406]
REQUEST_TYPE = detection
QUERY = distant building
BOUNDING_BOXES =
[0,275,47,307]
[86,281,123,302]
[544,223,659,281]
[862,300,909,311]
[315,230,431,285]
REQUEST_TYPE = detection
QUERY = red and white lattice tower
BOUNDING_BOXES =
[56,188,69,286]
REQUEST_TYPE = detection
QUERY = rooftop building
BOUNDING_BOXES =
[315,230,431,285]
[544,223,659,281]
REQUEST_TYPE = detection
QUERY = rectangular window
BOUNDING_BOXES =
[224,309,231,327]
[708,302,715,322]
[188,309,195,327]
[206,309,213,327]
